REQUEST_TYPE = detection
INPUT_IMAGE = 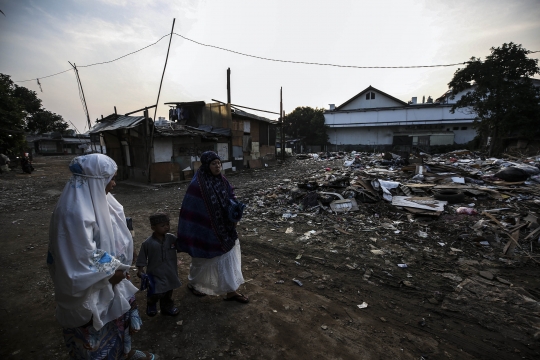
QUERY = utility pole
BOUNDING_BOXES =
[227,68,231,104]
[69,61,95,152]
[146,18,176,182]
[280,87,284,161]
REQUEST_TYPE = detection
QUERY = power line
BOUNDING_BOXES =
[78,33,170,68]
[13,31,540,83]
[176,33,540,68]
[15,68,72,83]
[174,32,470,69]
[14,33,170,82]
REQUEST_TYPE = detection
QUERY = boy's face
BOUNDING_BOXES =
[152,221,170,235]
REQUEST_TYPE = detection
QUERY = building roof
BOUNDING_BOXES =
[61,137,92,144]
[163,101,206,107]
[89,114,146,133]
[335,85,408,110]
[231,107,277,124]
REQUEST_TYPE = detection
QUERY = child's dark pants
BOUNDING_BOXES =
[148,290,174,311]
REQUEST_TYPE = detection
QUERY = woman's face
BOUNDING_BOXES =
[209,159,222,176]
[105,172,117,194]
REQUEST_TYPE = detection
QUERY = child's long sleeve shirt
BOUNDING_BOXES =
[136,233,181,294]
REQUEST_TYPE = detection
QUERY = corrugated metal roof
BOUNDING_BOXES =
[62,137,92,144]
[231,107,277,124]
[89,115,146,133]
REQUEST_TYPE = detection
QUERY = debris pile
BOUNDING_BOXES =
[240,149,540,260]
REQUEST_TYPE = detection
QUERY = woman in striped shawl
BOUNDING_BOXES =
[176,151,248,303]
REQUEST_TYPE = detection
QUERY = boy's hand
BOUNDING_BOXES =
[136,270,145,278]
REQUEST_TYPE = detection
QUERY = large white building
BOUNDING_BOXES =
[323,86,477,150]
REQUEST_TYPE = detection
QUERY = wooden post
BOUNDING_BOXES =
[147,18,176,182]
[280,87,284,161]
[227,68,231,104]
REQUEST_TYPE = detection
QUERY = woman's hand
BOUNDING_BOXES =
[109,269,126,286]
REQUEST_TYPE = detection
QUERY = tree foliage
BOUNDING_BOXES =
[283,106,329,145]
[448,43,540,154]
[0,74,26,152]
[0,73,69,152]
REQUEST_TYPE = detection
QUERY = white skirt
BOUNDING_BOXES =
[189,239,244,295]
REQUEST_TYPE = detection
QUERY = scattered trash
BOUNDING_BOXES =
[357,302,368,309]
[456,207,478,215]
[319,191,359,212]
[292,279,303,287]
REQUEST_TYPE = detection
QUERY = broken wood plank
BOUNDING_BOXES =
[482,211,504,227]
[333,225,353,235]
[392,196,447,211]
[503,230,520,256]
[524,226,540,241]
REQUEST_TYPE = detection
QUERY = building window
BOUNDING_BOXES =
[453,127,459,130]
[365,92,375,100]
[461,127,467,130]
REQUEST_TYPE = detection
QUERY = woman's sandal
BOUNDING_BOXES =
[224,292,249,303]
[126,349,154,360]
[187,283,206,297]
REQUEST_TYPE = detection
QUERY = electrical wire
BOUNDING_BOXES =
[15,68,72,83]
[174,32,470,69]
[14,33,170,82]
[13,31,540,83]
[78,33,170,68]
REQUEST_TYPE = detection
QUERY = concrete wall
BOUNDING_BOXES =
[324,104,477,146]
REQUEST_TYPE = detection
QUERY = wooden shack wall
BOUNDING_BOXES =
[101,124,148,182]
[201,103,232,129]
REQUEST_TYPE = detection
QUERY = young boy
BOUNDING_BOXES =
[136,213,181,316]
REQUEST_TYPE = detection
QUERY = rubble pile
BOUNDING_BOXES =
[234,150,540,348]
[238,150,540,261]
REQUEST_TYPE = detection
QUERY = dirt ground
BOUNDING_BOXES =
[1,155,539,360]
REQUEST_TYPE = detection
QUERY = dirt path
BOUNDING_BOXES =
[1,156,539,359]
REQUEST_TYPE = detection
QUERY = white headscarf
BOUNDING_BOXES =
[48,154,138,330]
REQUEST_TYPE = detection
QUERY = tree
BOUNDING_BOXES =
[448,43,540,155]
[27,110,70,134]
[0,73,70,152]
[283,106,329,145]
[0,74,26,152]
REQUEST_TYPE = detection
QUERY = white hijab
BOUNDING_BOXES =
[48,154,138,330]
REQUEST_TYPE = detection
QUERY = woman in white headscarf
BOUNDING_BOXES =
[47,154,154,360]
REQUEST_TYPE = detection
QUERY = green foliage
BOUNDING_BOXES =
[0,74,26,152]
[448,43,540,154]
[27,110,69,134]
[283,106,329,145]
[0,73,69,152]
